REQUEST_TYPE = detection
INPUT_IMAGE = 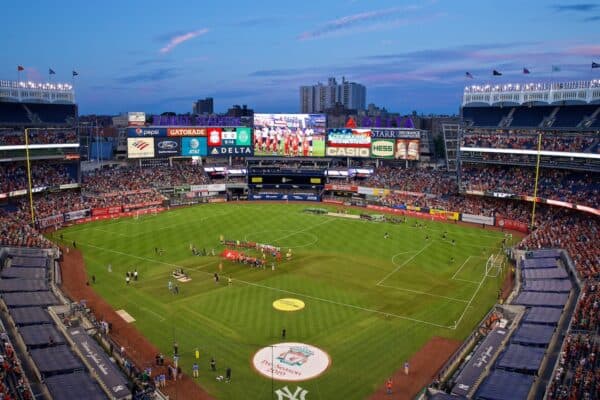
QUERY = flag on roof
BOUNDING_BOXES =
[17,65,24,71]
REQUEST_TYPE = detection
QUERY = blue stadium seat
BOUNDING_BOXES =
[509,106,552,128]
[463,107,508,127]
[552,105,598,128]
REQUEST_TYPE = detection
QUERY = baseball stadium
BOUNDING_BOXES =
[1,5,600,397]
[0,77,598,400]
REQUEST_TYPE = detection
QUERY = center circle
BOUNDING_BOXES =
[273,298,305,312]
[244,230,318,249]
[252,342,331,381]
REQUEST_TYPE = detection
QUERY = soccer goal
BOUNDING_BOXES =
[485,253,505,278]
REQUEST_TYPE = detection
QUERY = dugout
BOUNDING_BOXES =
[475,369,534,400]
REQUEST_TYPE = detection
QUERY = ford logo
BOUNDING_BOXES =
[158,141,178,149]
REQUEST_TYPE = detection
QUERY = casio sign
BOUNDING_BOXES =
[326,147,370,157]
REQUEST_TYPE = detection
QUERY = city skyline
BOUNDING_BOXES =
[1,0,599,115]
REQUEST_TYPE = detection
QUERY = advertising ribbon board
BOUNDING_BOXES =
[181,137,207,156]
[127,138,155,158]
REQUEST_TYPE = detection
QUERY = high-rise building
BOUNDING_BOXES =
[300,77,366,113]
[192,97,214,115]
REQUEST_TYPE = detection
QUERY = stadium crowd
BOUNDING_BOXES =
[83,163,210,193]
[0,162,77,193]
[0,130,78,145]
[547,333,599,400]
[462,133,598,153]
[361,167,457,195]
[460,165,600,208]
[0,162,598,400]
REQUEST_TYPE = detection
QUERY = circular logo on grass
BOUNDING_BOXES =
[273,298,305,312]
[253,342,331,381]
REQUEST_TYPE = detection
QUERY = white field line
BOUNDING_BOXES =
[376,243,432,286]
[90,228,130,238]
[139,306,166,322]
[376,284,469,303]
[270,218,334,243]
[453,278,480,284]
[434,239,499,249]
[79,240,452,329]
[405,223,503,239]
[238,278,453,329]
[451,256,473,280]
[127,211,235,238]
[452,272,488,329]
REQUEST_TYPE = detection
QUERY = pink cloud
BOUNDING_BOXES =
[159,28,209,54]
[565,45,600,57]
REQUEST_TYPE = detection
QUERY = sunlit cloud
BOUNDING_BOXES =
[159,28,209,54]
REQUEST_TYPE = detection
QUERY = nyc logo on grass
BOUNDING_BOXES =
[275,385,308,400]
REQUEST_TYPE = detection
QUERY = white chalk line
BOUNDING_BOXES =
[376,243,432,286]
[78,240,452,329]
[376,283,469,303]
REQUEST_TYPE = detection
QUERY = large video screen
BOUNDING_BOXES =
[253,113,326,157]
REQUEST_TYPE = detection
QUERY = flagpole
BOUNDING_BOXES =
[24,128,36,225]
[530,132,543,229]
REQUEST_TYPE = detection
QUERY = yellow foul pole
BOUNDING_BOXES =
[530,132,542,228]
[24,128,35,225]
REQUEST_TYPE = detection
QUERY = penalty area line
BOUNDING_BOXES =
[78,241,452,329]
[237,279,452,329]
[376,242,432,286]
[377,284,469,303]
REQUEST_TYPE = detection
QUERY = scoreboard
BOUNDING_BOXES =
[248,168,325,187]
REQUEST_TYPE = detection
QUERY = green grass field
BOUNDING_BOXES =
[55,203,514,399]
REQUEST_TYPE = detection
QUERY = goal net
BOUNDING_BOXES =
[485,253,505,277]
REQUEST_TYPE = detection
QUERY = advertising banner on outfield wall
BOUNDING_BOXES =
[496,217,529,233]
[370,139,395,158]
[37,214,64,229]
[371,128,421,139]
[127,112,146,127]
[64,209,91,222]
[429,209,460,221]
[395,139,420,160]
[154,137,181,157]
[190,184,227,192]
[326,128,371,158]
[462,213,495,226]
[324,184,358,192]
[249,194,319,201]
[127,127,166,137]
[168,127,208,137]
[127,138,155,158]
[357,186,390,196]
[367,205,447,221]
[92,206,123,217]
[180,137,207,156]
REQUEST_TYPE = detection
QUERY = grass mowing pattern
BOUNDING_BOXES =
[55,203,512,399]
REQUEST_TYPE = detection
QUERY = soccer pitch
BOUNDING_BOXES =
[57,203,513,399]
